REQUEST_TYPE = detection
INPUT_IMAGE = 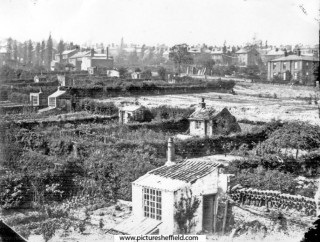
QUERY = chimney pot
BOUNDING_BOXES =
[166,137,175,166]
[200,98,206,109]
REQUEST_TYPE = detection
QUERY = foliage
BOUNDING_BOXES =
[259,121,320,158]
[77,99,118,115]
[41,220,57,242]
[158,67,166,80]
[174,190,200,234]
[169,44,193,74]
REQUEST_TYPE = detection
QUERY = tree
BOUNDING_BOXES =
[118,67,128,78]
[23,41,28,65]
[128,49,139,66]
[6,37,13,61]
[261,122,320,158]
[12,40,18,63]
[27,40,33,66]
[169,44,193,74]
[46,34,53,70]
[40,40,46,66]
[193,53,215,74]
[35,42,41,66]
[158,67,166,80]
[141,69,152,79]
[57,40,65,64]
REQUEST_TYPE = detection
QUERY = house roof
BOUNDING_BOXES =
[236,48,249,54]
[48,89,66,98]
[109,217,162,235]
[266,49,285,56]
[149,159,221,183]
[69,51,91,59]
[270,55,319,62]
[188,107,217,120]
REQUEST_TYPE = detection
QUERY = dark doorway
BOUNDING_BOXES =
[202,194,215,233]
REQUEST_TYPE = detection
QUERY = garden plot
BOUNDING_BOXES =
[100,83,320,125]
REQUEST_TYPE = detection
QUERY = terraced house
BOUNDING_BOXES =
[267,54,319,85]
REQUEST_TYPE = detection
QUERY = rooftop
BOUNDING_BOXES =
[149,159,221,183]
[270,55,319,62]
[188,107,217,120]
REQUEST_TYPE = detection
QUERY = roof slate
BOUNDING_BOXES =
[188,107,217,120]
[149,160,220,183]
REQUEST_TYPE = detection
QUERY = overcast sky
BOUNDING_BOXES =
[0,0,319,46]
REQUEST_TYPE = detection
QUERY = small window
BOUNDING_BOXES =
[282,62,286,70]
[273,63,277,69]
[195,121,202,129]
[143,188,162,220]
[294,73,298,80]
[306,62,309,66]
[294,62,298,69]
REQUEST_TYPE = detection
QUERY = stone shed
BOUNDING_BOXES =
[188,98,241,137]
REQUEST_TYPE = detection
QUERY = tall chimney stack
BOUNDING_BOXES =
[91,48,94,57]
[106,47,109,59]
[200,98,206,109]
[166,137,175,166]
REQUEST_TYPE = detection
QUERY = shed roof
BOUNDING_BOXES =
[48,89,66,98]
[149,159,221,183]
[188,107,217,120]
[133,173,188,191]
[270,55,319,62]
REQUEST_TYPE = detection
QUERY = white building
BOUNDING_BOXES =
[110,138,228,235]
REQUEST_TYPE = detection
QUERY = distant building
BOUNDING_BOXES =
[69,51,91,70]
[109,138,228,234]
[263,49,285,64]
[131,72,141,79]
[267,54,319,84]
[29,88,49,107]
[188,98,241,137]
[107,69,120,78]
[119,105,150,124]
[0,47,9,67]
[235,48,261,66]
[55,49,79,64]
[81,49,114,72]
[48,87,71,110]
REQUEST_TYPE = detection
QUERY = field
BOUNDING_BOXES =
[100,82,320,125]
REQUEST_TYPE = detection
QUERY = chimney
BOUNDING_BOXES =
[284,49,288,57]
[101,48,105,54]
[91,48,94,57]
[106,47,109,59]
[297,48,301,56]
[200,98,206,109]
[166,137,175,166]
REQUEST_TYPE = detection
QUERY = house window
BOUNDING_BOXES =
[143,188,162,220]
[306,62,309,66]
[282,62,286,70]
[195,121,202,129]
[294,73,298,80]
[48,97,56,107]
[33,96,38,106]
[294,62,298,69]
[273,63,276,70]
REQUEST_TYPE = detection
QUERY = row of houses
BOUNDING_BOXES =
[51,48,114,73]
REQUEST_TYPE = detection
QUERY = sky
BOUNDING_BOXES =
[0,0,319,47]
